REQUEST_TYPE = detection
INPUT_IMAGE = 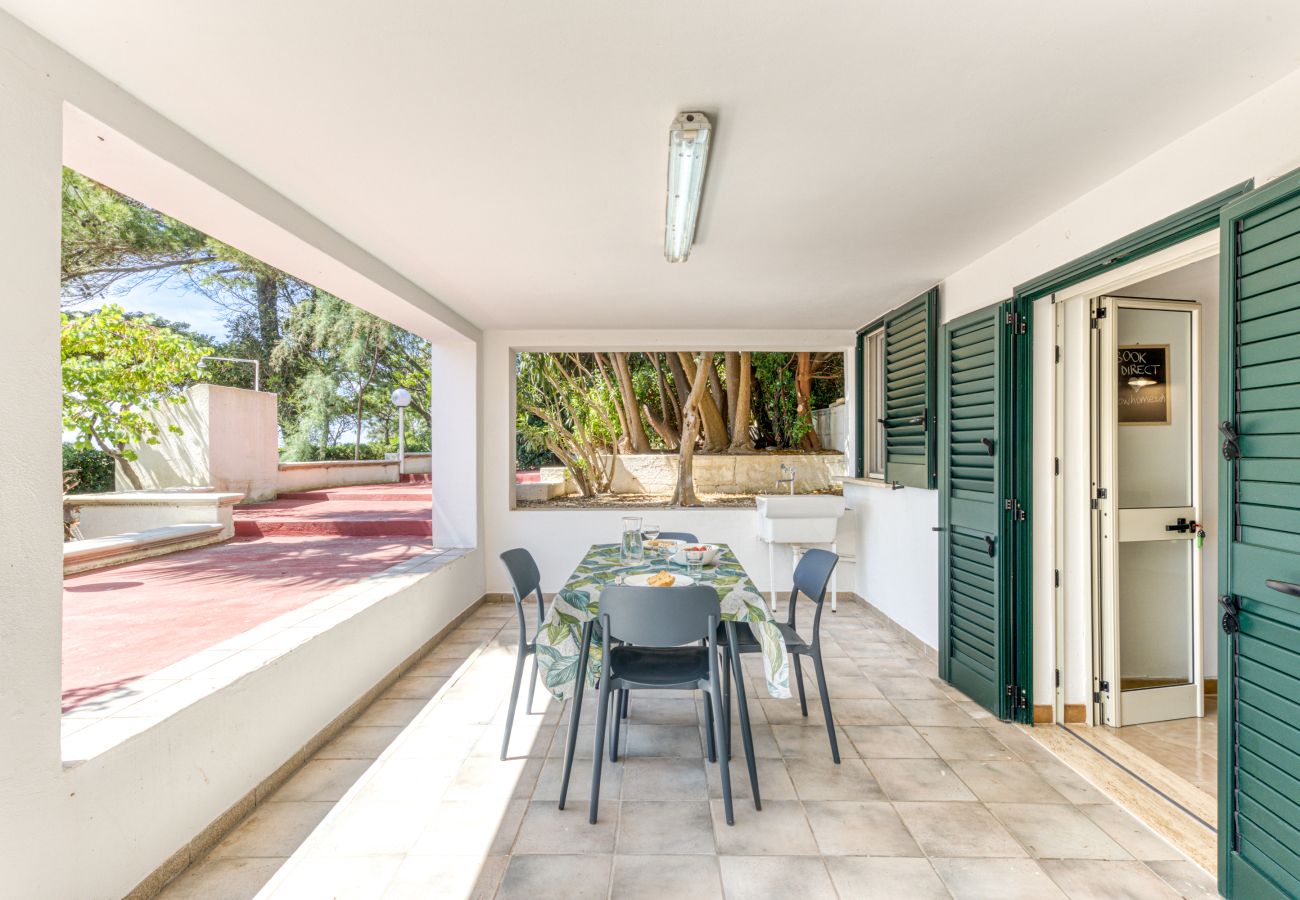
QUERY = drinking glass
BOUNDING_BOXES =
[685,547,704,576]
[644,523,661,556]
[621,516,644,564]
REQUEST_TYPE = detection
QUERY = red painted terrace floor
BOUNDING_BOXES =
[62,483,434,712]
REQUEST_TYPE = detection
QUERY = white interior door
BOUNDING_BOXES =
[1094,296,1203,727]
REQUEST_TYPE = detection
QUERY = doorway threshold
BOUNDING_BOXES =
[1023,723,1216,876]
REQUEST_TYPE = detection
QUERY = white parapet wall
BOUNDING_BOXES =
[384,451,432,474]
[68,490,243,540]
[605,452,846,495]
[276,458,399,493]
[120,384,279,502]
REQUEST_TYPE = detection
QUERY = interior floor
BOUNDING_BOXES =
[1107,696,1217,800]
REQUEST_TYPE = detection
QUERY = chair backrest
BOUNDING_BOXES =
[598,585,719,648]
[499,548,545,633]
[655,531,699,543]
[789,548,839,638]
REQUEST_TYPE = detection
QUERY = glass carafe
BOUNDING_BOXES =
[621,516,644,564]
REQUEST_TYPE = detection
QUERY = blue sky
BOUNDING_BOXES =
[76,277,231,343]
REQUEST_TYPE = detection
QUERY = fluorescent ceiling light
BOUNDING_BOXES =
[664,112,712,263]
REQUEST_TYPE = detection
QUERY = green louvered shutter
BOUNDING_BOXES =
[1217,171,1300,900]
[938,302,1005,715]
[883,288,937,488]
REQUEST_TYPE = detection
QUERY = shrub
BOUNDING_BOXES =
[63,444,115,493]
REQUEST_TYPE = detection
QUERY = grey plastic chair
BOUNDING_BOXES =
[722,548,842,762]
[652,531,699,543]
[559,584,736,825]
[498,548,547,760]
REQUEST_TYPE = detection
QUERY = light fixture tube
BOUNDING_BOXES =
[664,112,712,263]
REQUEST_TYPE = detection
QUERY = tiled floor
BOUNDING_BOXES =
[158,598,1220,899]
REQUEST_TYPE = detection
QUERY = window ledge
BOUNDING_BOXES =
[60,546,469,766]
[838,476,893,489]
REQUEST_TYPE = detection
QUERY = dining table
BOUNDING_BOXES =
[541,541,790,814]
[534,542,792,702]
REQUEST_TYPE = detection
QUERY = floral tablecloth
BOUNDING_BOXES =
[536,543,791,701]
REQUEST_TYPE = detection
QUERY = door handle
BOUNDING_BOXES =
[1265,579,1300,599]
[1165,518,1194,534]
[984,536,995,558]
[981,437,995,457]
[1219,421,1241,461]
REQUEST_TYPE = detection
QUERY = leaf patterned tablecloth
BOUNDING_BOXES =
[537,543,791,701]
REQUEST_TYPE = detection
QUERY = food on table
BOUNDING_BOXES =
[645,539,678,550]
[646,571,676,587]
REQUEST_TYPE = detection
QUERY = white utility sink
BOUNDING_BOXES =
[755,494,846,544]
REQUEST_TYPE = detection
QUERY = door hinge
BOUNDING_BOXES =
[1005,311,1027,334]
[1055,668,1061,688]
[1055,344,1062,363]
[1093,679,1111,704]
[1090,487,1107,510]
[1054,456,1060,476]
[1054,568,1060,588]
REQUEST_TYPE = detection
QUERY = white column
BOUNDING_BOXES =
[428,334,480,548]
[0,48,67,886]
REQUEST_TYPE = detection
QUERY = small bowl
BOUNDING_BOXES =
[671,543,720,566]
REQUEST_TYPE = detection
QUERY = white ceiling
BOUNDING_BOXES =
[7,2,1300,331]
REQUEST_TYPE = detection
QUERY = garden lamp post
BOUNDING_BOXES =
[391,388,411,476]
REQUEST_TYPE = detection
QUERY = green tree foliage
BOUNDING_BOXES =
[61,304,211,489]
[62,444,115,494]
[59,168,433,463]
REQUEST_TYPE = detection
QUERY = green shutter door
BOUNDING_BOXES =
[1219,173,1300,900]
[884,289,937,489]
[938,303,1006,715]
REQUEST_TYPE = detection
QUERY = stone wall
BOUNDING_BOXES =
[606,452,845,495]
[276,459,399,493]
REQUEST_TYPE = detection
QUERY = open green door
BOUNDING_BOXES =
[939,302,1011,716]
[1218,172,1300,899]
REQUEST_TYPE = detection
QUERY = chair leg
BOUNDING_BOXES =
[500,643,527,760]
[812,650,841,764]
[703,690,717,762]
[721,646,732,758]
[589,674,614,824]
[609,689,622,762]
[526,652,538,714]
[620,689,630,720]
[728,643,761,811]
[558,621,593,810]
[792,654,809,717]
[709,683,734,826]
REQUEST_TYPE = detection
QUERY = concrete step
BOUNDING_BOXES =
[64,523,226,575]
[234,518,432,538]
[274,489,431,502]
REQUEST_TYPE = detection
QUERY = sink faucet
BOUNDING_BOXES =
[776,463,796,495]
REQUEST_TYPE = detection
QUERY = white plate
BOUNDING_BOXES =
[643,538,686,554]
[623,573,695,587]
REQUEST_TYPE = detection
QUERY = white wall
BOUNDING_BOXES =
[481,331,855,594]
[845,64,1300,703]
[0,13,484,897]
[125,384,279,501]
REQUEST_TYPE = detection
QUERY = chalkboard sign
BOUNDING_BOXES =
[1117,344,1170,425]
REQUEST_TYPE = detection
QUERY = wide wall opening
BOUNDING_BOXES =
[513,350,846,509]
[59,166,442,756]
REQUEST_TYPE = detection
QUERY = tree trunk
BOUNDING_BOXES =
[594,353,632,453]
[665,351,691,410]
[611,352,652,453]
[707,359,726,422]
[651,352,678,433]
[670,351,715,507]
[256,272,280,384]
[676,352,730,452]
[795,351,823,451]
[643,402,680,449]
[728,351,755,453]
